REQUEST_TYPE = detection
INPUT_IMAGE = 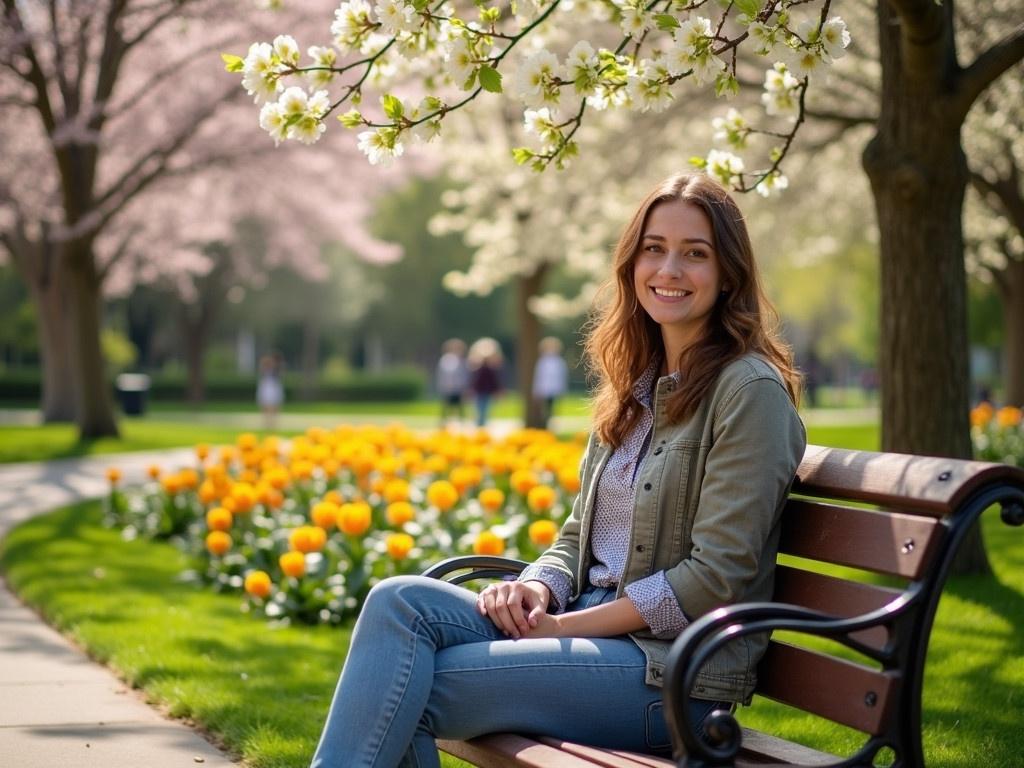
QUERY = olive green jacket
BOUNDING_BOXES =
[533,354,806,703]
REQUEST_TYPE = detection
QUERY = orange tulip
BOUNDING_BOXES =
[478,488,505,512]
[206,507,233,532]
[105,467,122,486]
[427,480,459,511]
[311,501,340,530]
[338,502,372,537]
[289,525,327,553]
[473,530,505,556]
[205,530,232,556]
[279,550,306,578]
[386,533,415,560]
[244,570,272,599]
[385,501,416,527]
[527,484,557,512]
[528,520,559,548]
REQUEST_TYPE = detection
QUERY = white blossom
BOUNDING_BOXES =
[619,4,652,41]
[761,62,800,117]
[748,22,779,57]
[306,46,337,87]
[514,50,561,109]
[273,35,300,66]
[675,15,713,57]
[819,17,851,61]
[712,108,747,148]
[562,41,600,97]
[292,115,326,145]
[626,63,673,113]
[782,43,826,79]
[755,171,789,197]
[259,101,288,145]
[445,36,477,86]
[357,128,405,165]
[307,89,331,118]
[375,0,418,35]
[332,0,375,50]
[242,42,281,104]
[689,51,725,86]
[706,148,744,187]
[279,86,309,117]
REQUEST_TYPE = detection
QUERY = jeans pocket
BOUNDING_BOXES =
[644,700,671,753]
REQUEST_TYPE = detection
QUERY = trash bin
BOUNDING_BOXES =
[115,373,151,416]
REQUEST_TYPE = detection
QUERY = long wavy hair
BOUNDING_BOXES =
[585,173,801,448]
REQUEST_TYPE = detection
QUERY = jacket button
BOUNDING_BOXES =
[653,447,663,455]
[635,544,645,552]
[643,482,652,491]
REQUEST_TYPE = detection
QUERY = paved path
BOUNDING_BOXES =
[0,449,238,768]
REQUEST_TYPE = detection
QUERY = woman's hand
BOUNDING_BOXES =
[477,580,551,639]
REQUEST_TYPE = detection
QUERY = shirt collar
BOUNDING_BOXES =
[632,360,681,409]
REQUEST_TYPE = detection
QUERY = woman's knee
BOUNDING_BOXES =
[363,575,444,617]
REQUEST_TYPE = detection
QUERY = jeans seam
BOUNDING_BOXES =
[365,612,422,765]
[436,662,645,674]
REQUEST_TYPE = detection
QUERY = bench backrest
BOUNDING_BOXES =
[754,445,1024,738]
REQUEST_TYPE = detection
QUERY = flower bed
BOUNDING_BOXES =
[105,425,585,626]
[970,403,1024,467]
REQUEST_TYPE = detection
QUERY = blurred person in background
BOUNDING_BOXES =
[468,337,504,427]
[532,336,570,431]
[436,338,470,426]
[256,353,284,431]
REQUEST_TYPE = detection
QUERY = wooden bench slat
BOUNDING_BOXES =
[773,565,902,651]
[439,735,611,768]
[537,738,673,768]
[757,642,898,735]
[734,727,837,766]
[794,445,1022,513]
[780,500,945,579]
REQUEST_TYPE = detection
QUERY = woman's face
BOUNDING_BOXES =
[632,199,724,357]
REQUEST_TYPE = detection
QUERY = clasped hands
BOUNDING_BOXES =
[476,579,562,639]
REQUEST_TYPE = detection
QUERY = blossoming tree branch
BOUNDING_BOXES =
[227,0,850,193]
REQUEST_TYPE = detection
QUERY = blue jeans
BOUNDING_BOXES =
[310,576,729,767]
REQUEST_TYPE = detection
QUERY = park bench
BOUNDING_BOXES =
[423,443,1024,768]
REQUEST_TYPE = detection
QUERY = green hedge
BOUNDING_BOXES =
[0,368,425,403]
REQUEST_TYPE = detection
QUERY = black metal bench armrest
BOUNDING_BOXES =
[663,598,912,768]
[422,555,530,586]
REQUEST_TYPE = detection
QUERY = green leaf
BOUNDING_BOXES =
[714,72,739,98]
[734,0,761,18]
[221,53,245,73]
[511,147,535,165]
[382,93,404,121]
[337,109,363,128]
[689,156,707,169]
[654,14,679,31]
[478,66,503,93]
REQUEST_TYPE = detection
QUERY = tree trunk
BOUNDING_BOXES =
[9,229,76,422]
[301,316,320,402]
[182,318,208,404]
[34,265,77,422]
[995,259,1024,405]
[864,1,987,574]
[65,241,119,439]
[516,265,548,429]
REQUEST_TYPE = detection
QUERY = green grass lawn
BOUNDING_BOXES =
[1,501,1020,768]
[0,404,878,465]
[0,421,299,464]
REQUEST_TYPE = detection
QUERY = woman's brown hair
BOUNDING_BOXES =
[585,172,801,448]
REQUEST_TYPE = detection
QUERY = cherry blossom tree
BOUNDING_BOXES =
[0,0,408,437]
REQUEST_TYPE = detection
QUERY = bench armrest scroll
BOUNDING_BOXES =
[422,555,530,585]
[663,600,905,767]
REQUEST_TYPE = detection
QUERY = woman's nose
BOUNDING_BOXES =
[658,252,683,276]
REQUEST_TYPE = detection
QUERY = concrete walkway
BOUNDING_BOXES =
[0,449,238,768]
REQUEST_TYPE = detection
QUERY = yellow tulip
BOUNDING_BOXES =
[279,550,306,578]
[528,520,559,548]
[205,530,232,556]
[478,488,506,512]
[427,480,459,511]
[473,530,505,556]
[338,502,372,537]
[206,507,233,532]
[385,501,416,527]
[386,533,415,560]
[244,570,272,599]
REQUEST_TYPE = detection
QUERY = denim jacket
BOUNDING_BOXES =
[532,354,806,703]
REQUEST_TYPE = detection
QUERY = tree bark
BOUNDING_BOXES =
[65,240,119,439]
[864,1,986,573]
[301,316,320,402]
[516,265,548,429]
[6,228,76,422]
[995,259,1024,405]
[181,317,208,404]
